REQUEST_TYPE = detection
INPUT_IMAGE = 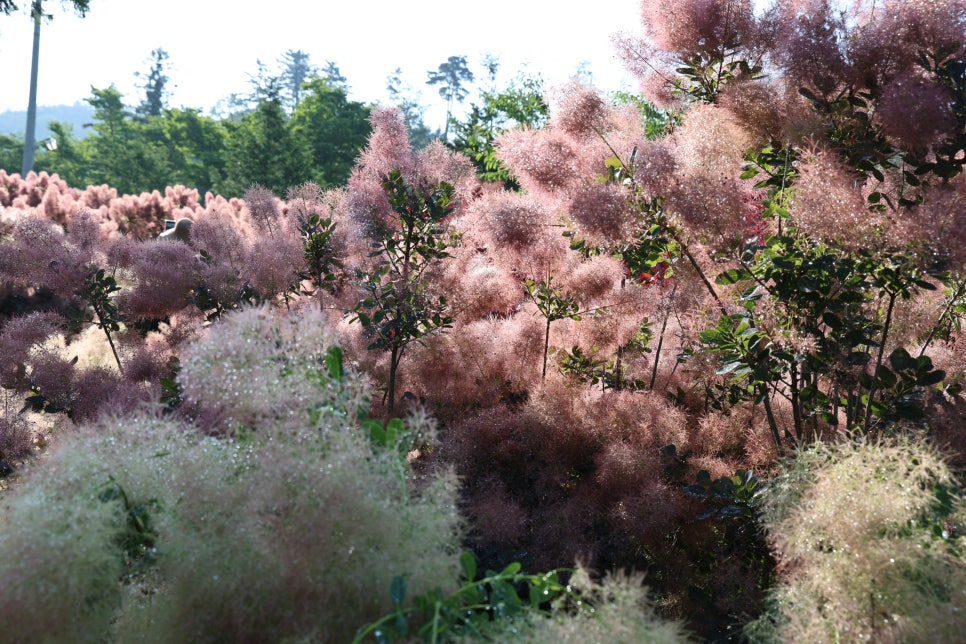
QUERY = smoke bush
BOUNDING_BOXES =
[747,438,966,643]
[0,410,33,465]
[488,568,691,642]
[0,305,464,643]
[117,239,201,321]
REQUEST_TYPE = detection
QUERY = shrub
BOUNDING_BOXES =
[0,306,464,643]
[746,438,966,643]
[486,567,692,643]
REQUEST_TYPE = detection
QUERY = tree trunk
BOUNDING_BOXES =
[387,345,400,413]
[760,383,786,459]
[542,318,551,381]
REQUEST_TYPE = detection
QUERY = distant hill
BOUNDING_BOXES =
[0,102,94,140]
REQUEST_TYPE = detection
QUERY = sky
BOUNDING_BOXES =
[0,0,643,129]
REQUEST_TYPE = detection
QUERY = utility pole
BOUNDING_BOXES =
[21,1,41,176]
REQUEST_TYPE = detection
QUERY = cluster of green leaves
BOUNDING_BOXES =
[311,344,427,464]
[685,469,765,522]
[910,50,966,184]
[740,145,796,233]
[565,179,679,288]
[706,232,945,449]
[353,170,455,412]
[20,263,126,417]
[294,210,344,296]
[798,47,966,212]
[72,266,124,371]
[96,475,159,581]
[683,466,775,626]
[798,85,900,193]
[923,276,966,352]
[449,73,549,188]
[560,321,653,392]
[672,50,762,104]
[522,275,581,381]
[693,131,961,456]
[353,552,583,643]
[610,91,678,139]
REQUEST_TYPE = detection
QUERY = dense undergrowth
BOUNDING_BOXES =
[1,0,966,641]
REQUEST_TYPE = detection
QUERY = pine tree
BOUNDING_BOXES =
[135,48,171,119]
[426,55,474,140]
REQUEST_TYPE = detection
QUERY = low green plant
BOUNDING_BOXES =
[353,552,581,643]
[559,320,652,392]
[295,210,344,296]
[352,170,455,412]
[96,475,160,581]
[72,266,124,372]
[684,468,766,522]
[522,274,581,381]
[682,468,776,633]
[483,567,692,644]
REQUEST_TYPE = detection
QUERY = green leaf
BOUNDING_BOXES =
[500,561,522,576]
[716,268,752,285]
[797,275,818,292]
[684,484,709,498]
[324,346,344,381]
[889,347,915,372]
[363,419,387,446]
[460,551,477,582]
[385,417,405,444]
[918,370,946,387]
[700,329,723,344]
[798,86,822,105]
[390,574,407,607]
[393,613,409,638]
[605,156,623,169]
[875,365,898,389]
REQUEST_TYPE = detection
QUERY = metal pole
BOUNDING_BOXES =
[21,6,41,176]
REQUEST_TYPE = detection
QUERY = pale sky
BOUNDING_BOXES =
[0,0,642,129]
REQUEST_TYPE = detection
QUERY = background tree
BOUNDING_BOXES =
[16,55,373,198]
[290,76,372,188]
[387,67,434,148]
[278,49,315,113]
[18,0,92,176]
[134,48,171,120]
[321,60,348,89]
[34,121,88,183]
[0,133,23,171]
[156,107,228,196]
[217,79,312,196]
[449,71,548,187]
[426,55,474,140]
[84,85,172,194]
